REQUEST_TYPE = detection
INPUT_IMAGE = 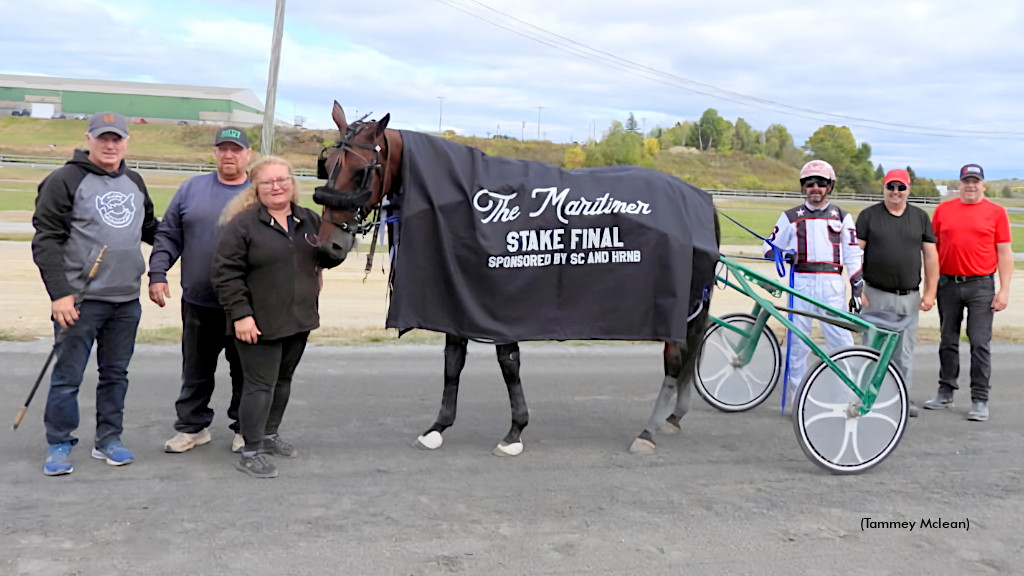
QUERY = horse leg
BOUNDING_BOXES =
[492,342,528,457]
[416,334,468,450]
[664,304,711,431]
[629,342,684,455]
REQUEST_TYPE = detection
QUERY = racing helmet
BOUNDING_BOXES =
[799,159,836,183]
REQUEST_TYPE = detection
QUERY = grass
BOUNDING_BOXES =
[0,165,323,216]
[135,326,183,344]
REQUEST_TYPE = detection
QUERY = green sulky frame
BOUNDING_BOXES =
[710,256,900,416]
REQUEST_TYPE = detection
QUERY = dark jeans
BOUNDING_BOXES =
[234,331,308,452]
[937,275,995,402]
[174,301,244,433]
[44,299,142,447]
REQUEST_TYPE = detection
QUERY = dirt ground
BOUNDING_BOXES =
[2,236,1022,344]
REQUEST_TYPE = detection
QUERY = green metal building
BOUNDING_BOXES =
[0,74,264,125]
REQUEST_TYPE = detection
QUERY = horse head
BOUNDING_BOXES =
[313,101,396,263]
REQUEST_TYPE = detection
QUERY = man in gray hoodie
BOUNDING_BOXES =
[32,112,158,476]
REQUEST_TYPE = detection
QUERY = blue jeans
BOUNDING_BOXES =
[44,299,142,446]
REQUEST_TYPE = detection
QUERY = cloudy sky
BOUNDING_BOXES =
[3,0,1023,180]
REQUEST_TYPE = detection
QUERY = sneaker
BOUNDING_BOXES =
[263,435,296,458]
[43,442,74,476]
[164,428,212,453]
[91,440,134,466]
[908,401,919,418]
[967,401,989,422]
[231,433,244,453]
[922,388,954,410]
[236,452,278,478]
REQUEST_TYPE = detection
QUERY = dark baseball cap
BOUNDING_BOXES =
[87,112,129,138]
[959,164,984,181]
[215,126,251,148]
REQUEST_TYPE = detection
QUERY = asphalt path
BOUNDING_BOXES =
[1,341,1022,575]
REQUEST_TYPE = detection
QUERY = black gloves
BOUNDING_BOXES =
[849,275,864,314]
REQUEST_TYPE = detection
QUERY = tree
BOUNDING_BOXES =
[731,117,762,155]
[686,108,733,152]
[906,165,940,197]
[643,137,660,158]
[563,145,586,170]
[625,112,640,132]
[585,120,644,166]
[763,124,803,166]
[658,121,692,150]
[875,164,885,179]
[803,125,875,194]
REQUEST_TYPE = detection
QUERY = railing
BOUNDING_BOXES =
[708,188,943,205]
[0,153,317,178]
[0,153,940,202]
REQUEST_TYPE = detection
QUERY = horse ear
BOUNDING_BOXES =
[377,113,390,133]
[332,101,348,132]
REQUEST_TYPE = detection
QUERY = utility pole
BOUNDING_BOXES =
[261,0,286,156]
[437,96,444,134]
[521,121,525,141]
[537,106,543,140]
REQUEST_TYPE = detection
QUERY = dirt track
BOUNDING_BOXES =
[2,240,1021,344]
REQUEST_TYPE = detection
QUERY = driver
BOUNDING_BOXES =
[763,159,864,410]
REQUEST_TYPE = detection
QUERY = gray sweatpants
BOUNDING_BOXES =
[863,285,920,390]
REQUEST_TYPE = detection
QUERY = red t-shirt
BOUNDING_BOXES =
[932,198,1011,277]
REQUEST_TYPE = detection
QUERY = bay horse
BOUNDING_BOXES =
[313,101,719,456]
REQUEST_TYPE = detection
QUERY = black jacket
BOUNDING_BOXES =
[212,202,342,341]
[31,150,158,302]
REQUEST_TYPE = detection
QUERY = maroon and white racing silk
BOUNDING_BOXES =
[763,202,862,279]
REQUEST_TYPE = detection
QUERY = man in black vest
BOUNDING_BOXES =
[855,169,938,417]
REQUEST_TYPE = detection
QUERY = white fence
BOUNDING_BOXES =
[0,154,941,203]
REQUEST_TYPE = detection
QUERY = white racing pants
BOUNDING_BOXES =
[785,272,853,407]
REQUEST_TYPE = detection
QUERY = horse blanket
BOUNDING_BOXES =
[386,131,719,343]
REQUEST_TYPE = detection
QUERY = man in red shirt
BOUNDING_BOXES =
[923,164,1012,422]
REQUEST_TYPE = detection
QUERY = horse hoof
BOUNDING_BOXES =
[628,437,657,455]
[416,431,443,450]
[659,421,682,435]
[492,441,523,457]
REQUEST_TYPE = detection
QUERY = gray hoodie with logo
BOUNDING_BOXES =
[32,150,158,303]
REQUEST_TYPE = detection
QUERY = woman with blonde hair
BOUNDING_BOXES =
[212,156,343,478]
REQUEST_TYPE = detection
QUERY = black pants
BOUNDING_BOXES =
[174,301,243,433]
[234,331,309,452]
[937,275,995,402]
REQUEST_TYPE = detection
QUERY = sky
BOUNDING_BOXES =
[3,0,1023,181]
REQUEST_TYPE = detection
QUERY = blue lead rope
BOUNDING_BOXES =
[717,210,795,416]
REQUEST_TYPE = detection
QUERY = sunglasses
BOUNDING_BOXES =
[801,177,830,189]
[886,182,908,192]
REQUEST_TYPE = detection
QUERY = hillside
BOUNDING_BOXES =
[0,116,804,190]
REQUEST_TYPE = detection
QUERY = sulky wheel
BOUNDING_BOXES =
[694,313,782,412]
[792,346,908,475]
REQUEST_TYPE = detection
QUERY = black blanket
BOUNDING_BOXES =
[386,131,719,343]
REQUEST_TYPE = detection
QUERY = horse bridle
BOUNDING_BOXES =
[313,119,392,235]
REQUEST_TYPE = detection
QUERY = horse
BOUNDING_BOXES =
[313,101,720,456]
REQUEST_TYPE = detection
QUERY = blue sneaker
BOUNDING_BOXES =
[43,442,74,476]
[91,440,134,466]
